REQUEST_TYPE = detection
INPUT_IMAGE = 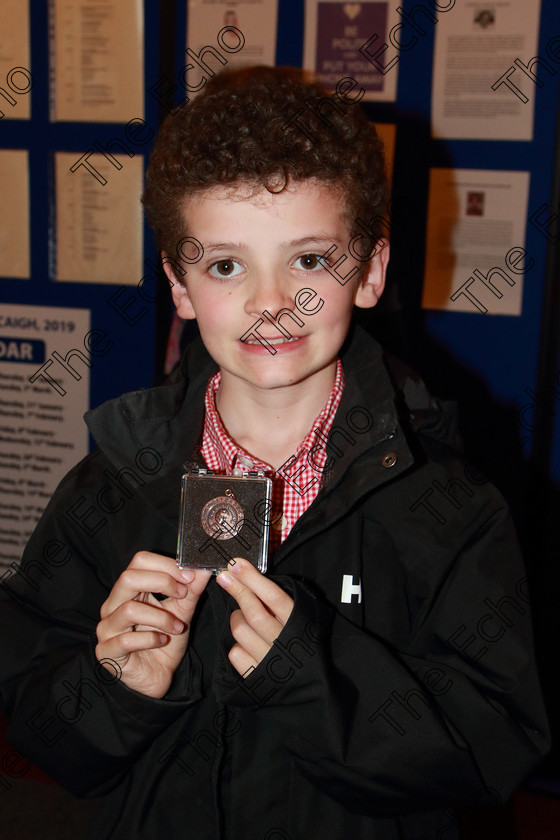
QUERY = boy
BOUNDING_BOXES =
[0,67,549,839]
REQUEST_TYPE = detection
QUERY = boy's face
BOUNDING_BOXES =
[166,180,388,395]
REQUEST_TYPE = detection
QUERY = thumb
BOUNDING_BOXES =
[168,569,213,623]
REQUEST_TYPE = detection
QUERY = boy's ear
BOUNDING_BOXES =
[354,239,390,309]
[162,252,197,320]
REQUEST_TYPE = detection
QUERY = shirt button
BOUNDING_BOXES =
[238,455,254,468]
[382,452,397,468]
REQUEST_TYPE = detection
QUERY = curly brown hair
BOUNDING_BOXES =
[143,66,388,274]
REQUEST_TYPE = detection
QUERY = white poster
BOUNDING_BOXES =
[186,0,276,81]
[55,152,143,285]
[0,304,90,567]
[51,0,144,122]
[432,1,543,140]
[304,0,401,102]
[422,168,530,316]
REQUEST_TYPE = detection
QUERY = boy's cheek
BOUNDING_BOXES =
[192,300,233,337]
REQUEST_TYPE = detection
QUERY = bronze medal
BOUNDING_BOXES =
[200,491,244,540]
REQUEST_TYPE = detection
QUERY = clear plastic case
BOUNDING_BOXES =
[176,470,272,573]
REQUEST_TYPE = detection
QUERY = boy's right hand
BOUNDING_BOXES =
[95,551,212,699]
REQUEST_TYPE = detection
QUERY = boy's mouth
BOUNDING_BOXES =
[243,335,302,345]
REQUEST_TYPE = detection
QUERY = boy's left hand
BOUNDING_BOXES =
[216,557,294,676]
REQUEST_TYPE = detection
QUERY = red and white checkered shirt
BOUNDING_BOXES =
[200,360,345,548]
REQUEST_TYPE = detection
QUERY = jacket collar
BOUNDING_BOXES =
[85,336,217,476]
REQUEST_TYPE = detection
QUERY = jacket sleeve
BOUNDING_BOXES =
[0,455,202,797]
[215,489,550,817]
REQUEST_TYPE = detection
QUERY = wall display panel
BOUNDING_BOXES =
[50,0,144,122]
[0,303,90,568]
[431,0,542,140]
[1,1,160,427]
[303,0,400,101]
[186,0,277,71]
[53,152,144,285]
[0,0,31,120]
[301,0,560,661]
[0,149,30,278]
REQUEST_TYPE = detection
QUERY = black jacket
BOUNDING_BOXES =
[0,326,550,839]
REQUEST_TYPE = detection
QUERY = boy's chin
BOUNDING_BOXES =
[223,357,338,392]
[234,369,310,391]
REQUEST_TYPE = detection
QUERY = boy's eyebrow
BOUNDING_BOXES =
[203,235,344,254]
[203,242,245,254]
[282,235,344,249]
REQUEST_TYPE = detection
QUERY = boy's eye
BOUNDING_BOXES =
[295,254,324,271]
[209,259,243,278]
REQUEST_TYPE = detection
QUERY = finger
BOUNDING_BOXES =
[96,629,170,665]
[227,642,259,677]
[101,568,190,618]
[181,568,213,598]
[217,557,294,623]
[126,551,198,585]
[229,557,293,623]
[97,600,186,642]
[229,608,271,664]
[217,570,285,647]
[163,569,213,623]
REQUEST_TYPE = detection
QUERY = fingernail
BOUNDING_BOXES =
[173,620,184,633]
[217,571,234,588]
[180,569,194,581]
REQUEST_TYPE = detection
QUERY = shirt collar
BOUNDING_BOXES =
[202,359,345,475]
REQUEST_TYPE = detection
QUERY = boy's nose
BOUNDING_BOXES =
[244,277,296,318]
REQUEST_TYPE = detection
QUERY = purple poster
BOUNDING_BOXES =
[315,2,389,96]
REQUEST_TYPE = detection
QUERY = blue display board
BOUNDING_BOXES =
[1,2,163,416]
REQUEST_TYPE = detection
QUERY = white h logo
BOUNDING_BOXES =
[341,574,362,604]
